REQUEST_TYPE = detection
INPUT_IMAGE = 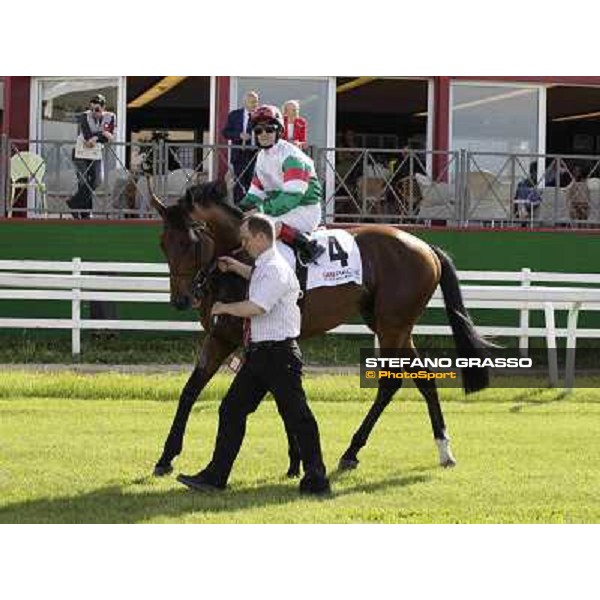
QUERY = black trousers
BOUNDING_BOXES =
[71,158,102,218]
[203,341,326,485]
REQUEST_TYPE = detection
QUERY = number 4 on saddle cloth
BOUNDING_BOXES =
[276,228,363,298]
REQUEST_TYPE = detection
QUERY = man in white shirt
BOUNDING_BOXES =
[177,214,330,495]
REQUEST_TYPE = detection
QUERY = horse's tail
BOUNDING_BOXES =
[430,245,495,394]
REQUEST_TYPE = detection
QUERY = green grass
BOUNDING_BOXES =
[1,371,599,523]
[0,330,370,365]
[2,330,600,368]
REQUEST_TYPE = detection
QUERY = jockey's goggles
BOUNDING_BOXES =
[253,125,278,135]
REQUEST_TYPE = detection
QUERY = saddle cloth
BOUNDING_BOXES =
[276,228,363,290]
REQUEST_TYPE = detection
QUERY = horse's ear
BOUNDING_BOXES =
[145,175,167,219]
[150,193,167,219]
[206,180,228,202]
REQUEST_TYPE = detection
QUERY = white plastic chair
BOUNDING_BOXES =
[9,152,47,218]
[466,171,511,222]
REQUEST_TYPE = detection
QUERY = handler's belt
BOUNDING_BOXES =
[247,338,298,352]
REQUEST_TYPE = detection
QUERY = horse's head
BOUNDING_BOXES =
[179,181,244,250]
[151,193,214,311]
[150,179,243,311]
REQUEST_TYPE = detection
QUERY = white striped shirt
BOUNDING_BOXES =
[248,245,301,342]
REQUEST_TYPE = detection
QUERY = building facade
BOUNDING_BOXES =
[4,76,600,157]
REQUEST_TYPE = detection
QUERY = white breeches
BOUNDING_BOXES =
[269,203,322,234]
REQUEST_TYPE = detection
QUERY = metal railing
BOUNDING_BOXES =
[314,147,461,224]
[2,134,600,228]
[0,137,256,220]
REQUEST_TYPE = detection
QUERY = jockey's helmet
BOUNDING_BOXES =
[251,105,284,131]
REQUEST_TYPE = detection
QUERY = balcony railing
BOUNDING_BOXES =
[2,135,600,228]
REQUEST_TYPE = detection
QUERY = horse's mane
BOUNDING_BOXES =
[181,181,244,223]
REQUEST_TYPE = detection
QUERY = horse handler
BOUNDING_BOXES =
[177,214,330,495]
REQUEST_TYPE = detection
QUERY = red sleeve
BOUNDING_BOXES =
[282,116,290,141]
[295,118,307,144]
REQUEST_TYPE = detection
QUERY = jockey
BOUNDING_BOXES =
[239,104,325,265]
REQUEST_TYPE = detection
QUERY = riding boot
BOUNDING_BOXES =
[278,223,325,265]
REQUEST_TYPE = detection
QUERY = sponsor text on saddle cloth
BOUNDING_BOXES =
[276,228,362,289]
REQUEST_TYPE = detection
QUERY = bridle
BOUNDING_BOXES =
[188,220,217,301]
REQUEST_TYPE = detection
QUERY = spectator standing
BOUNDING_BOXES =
[222,91,260,204]
[67,94,116,219]
[282,100,307,150]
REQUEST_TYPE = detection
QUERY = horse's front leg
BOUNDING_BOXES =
[153,334,237,476]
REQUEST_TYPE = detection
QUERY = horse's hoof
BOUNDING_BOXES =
[287,466,301,479]
[440,458,457,469]
[338,456,359,471]
[153,463,174,477]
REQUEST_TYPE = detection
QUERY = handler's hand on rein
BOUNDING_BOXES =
[217,256,243,274]
[211,301,227,316]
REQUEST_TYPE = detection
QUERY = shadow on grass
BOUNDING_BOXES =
[0,471,431,524]
[509,389,572,413]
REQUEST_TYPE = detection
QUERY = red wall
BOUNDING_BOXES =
[3,77,30,142]
[215,76,230,179]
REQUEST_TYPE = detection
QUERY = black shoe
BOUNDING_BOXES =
[176,471,226,492]
[298,240,326,266]
[299,474,331,496]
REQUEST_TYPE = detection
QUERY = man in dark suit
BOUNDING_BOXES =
[222,90,260,204]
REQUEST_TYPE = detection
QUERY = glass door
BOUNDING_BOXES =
[29,77,126,215]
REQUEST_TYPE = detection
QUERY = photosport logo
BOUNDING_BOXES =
[359,348,548,389]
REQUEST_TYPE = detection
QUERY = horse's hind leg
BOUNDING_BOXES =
[407,340,456,468]
[339,329,408,471]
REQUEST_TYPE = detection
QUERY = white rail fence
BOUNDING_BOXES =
[2,259,600,389]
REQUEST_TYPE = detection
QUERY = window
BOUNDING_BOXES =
[32,77,124,199]
[234,77,330,149]
[39,78,119,141]
[451,82,541,173]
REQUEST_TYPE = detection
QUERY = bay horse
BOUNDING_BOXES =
[150,180,493,478]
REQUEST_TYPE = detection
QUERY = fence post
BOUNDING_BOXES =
[519,268,531,357]
[361,150,368,216]
[157,138,166,200]
[509,155,517,224]
[72,257,82,357]
[0,134,9,216]
[458,149,468,224]
[553,157,561,226]
[543,301,559,388]
[565,302,581,392]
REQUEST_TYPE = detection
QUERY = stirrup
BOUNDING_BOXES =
[297,243,325,267]
[297,252,311,268]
